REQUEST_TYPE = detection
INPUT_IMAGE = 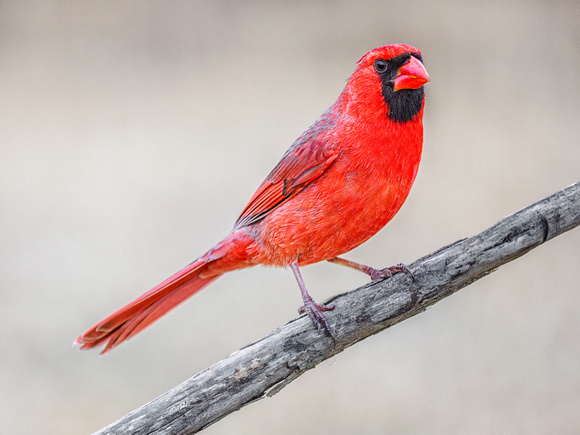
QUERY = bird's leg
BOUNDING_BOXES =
[290,261,335,340]
[327,256,414,281]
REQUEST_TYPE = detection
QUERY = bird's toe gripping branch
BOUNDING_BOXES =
[368,263,415,281]
[298,297,336,339]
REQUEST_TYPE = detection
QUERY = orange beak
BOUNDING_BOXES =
[393,56,430,91]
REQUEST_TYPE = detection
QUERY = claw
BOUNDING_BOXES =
[368,263,415,281]
[298,297,336,340]
[298,301,335,315]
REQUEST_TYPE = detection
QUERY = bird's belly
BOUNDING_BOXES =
[251,163,415,266]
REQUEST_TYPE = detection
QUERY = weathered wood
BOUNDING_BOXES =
[96,181,580,435]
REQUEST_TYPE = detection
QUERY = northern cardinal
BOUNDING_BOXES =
[75,44,429,354]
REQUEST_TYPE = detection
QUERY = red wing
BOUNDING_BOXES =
[234,138,338,229]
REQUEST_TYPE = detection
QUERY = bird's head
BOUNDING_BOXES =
[346,44,429,123]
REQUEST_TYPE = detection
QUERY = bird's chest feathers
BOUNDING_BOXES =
[330,120,422,211]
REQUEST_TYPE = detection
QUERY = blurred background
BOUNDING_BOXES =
[1,1,579,433]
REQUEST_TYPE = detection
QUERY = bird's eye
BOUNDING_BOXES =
[374,59,388,74]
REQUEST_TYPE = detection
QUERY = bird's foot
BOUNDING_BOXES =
[298,297,335,340]
[366,263,415,281]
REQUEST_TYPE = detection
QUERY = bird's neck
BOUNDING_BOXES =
[332,84,424,150]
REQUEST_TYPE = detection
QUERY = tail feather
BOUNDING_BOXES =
[75,259,219,354]
[76,230,256,354]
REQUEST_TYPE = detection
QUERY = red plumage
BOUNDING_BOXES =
[76,44,429,354]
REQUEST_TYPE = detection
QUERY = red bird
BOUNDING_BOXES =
[75,44,429,354]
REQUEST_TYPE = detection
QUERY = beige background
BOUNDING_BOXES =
[1,1,579,434]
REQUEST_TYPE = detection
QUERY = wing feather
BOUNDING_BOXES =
[234,119,339,229]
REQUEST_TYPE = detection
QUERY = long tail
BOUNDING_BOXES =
[75,231,253,354]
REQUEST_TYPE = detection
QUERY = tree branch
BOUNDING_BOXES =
[97,181,580,435]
